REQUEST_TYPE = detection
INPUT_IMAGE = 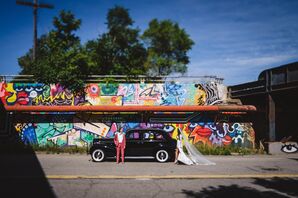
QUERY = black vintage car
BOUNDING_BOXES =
[90,129,177,163]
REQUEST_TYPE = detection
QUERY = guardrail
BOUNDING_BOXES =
[0,74,224,84]
[229,80,266,97]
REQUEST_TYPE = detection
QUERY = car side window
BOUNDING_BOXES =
[155,132,164,140]
[143,131,165,140]
[127,131,140,140]
[143,131,154,140]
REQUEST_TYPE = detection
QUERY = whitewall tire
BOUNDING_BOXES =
[92,149,105,162]
[156,150,169,163]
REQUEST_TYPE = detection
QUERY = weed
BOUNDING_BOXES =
[194,144,260,155]
[32,144,88,154]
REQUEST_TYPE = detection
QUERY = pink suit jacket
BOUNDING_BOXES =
[114,132,126,148]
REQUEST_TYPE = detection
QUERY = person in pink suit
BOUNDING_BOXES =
[114,128,126,164]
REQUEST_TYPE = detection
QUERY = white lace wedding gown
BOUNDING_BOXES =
[177,131,216,165]
[177,138,194,165]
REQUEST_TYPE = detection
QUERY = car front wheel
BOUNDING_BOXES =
[156,150,169,163]
[91,149,105,162]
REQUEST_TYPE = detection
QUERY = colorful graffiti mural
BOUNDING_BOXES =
[0,81,226,107]
[13,117,255,148]
[1,81,254,148]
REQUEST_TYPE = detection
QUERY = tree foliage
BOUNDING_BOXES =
[142,19,194,75]
[18,10,89,92]
[18,6,194,91]
[86,6,147,75]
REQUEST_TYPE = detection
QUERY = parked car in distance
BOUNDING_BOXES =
[90,129,177,163]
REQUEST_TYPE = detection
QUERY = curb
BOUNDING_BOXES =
[46,174,298,179]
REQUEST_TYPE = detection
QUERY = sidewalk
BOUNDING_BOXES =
[1,153,298,179]
[35,153,298,179]
[1,153,298,198]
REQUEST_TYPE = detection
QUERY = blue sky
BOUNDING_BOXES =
[0,0,298,85]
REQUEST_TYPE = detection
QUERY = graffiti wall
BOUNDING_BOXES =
[0,82,226,106]
[1,81,254,148]
[13,114,255,148]
[268,142,298,154]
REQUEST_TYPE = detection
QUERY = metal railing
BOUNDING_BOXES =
[0,74,224,84]
[228,80,266,98]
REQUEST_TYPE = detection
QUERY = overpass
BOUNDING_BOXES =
[229,62,298,142]
[0,75,256,148]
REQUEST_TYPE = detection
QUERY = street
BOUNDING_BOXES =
[1,153,298,197]
[49,178,297,198]
[42,153,298,198]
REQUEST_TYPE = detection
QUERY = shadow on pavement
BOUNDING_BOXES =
[254,177,298,197]
[181,184,288,198]
[0,134,56,197]
[288,158,298,162]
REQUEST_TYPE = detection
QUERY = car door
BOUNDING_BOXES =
[141,130,165,156]
[125,130,143,156]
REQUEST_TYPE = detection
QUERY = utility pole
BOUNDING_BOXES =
[16,0,54,60]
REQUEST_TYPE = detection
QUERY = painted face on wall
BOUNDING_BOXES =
[100,83,118,96]
[16,91,29,105]
[13,83,44,105]
[187,123,212,145]
[86,84,100,98]
[48,85,74,106]
[163,125,175,133]
[281,144,298,153]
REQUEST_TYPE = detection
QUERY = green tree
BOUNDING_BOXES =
[19,6,195,89]
[18,10,89,92]
[86,6,147,76]
[142,19,194,76]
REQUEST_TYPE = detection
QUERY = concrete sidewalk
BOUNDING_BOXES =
[34,153,298,179]
[2,153,298,198]
[1,153,298,179]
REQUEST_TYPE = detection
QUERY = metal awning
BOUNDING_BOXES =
[3,104,256,112]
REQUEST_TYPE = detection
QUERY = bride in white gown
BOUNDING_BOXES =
[174,129,215,165]
[175,132,194,165]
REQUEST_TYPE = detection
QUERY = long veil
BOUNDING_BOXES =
[180,129,216,165]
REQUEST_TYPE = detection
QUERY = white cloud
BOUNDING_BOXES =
[187,53,298,85]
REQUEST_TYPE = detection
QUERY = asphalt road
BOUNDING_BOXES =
[1,153,298,198]
[49,178,298,198]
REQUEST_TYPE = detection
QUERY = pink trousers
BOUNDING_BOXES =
[116,143,125,163]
